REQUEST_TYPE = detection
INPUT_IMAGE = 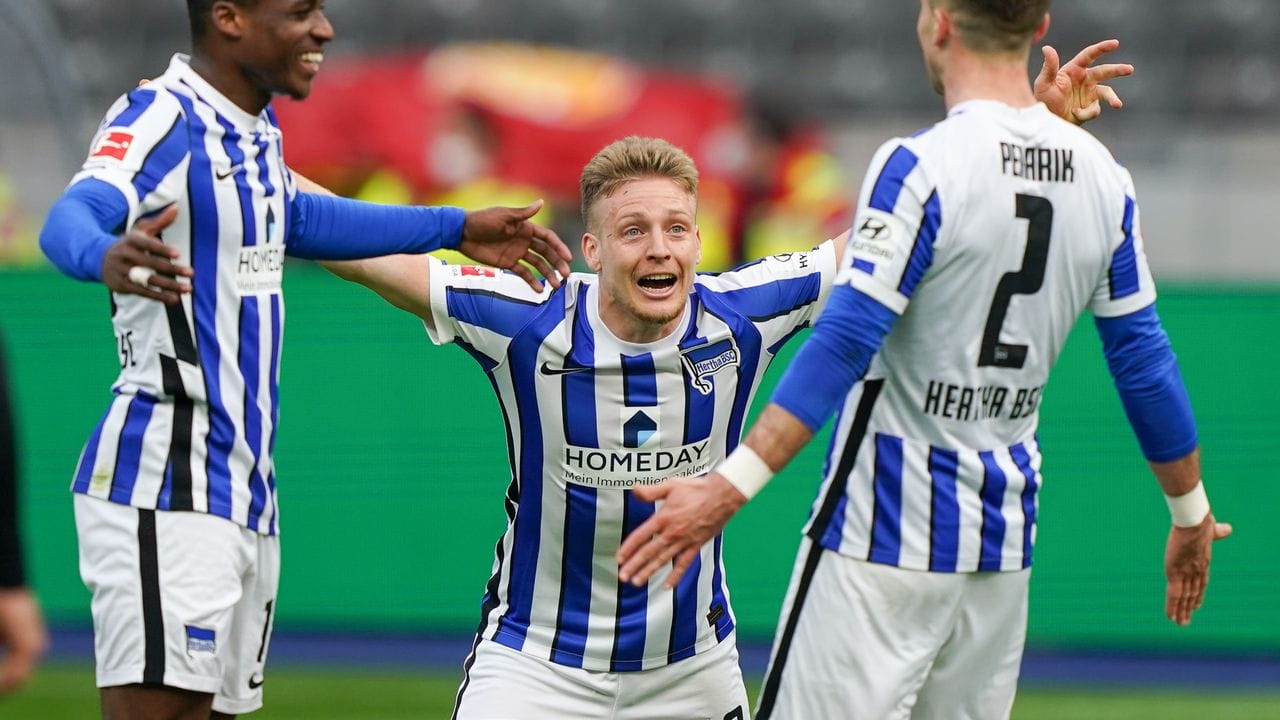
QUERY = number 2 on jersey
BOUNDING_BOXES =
[978,194,1053,369]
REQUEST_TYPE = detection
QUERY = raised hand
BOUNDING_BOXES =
[100,205,192,304]
[1035,39,1134,124]
[1164,513,1232,626]
[460,201,573,292]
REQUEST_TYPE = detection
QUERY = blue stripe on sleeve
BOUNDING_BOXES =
[1094,305,1198,462]
[107,392,157,505]
[928,447,960,572]
[869,433,904,566]
[898,189,941,297]
[286,193,464,259]
[977,450,1008,572]
[131,116,188,204]
[721,273,822,323]
[105,88,158,129]
[869,146,919,213]
[445,287,545,339]
[771,286,897,432]
[39,179,129,281]
[1109,196,1140,299]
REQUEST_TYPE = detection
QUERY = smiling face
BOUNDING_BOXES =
[582,177,702,343]
[237,0,333,100]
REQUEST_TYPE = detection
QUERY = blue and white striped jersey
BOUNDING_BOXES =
[69,55,295,534]
[810,100,1157,572]
[427,243,837,671]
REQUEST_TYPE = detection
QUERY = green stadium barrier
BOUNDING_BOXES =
[4,265,1276,652]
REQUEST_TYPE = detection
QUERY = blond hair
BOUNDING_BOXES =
[580,136,698,229]
[930,0,1051,53]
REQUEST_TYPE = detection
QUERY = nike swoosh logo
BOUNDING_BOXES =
[248,675,265,689]
[216,165,243,181]
[539,362,591,376]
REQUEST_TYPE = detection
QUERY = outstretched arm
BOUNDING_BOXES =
[297,173,570,293]
[1094,305,1231,626]
[1035,39,1134,124]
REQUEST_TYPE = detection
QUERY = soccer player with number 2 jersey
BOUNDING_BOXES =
[617,2,1231,719]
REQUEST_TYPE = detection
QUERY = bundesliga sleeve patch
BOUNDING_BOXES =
[90,131,135,162]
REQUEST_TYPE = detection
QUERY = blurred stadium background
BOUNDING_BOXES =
[1,1,1277,717]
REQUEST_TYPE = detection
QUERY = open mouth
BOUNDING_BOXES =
[637,273,677,294]
[299,52,325,74]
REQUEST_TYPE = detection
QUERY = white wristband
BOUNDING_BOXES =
[1164,480,1210,528]
[717,446,774,501]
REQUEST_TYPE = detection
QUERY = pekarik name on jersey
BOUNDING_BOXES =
[999,142,1075,183]
[922,380,1044,422]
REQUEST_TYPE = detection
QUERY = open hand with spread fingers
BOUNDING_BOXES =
[99,205,192,304]
[461,201,573,292]
[1035,39,1134,124]
[616,472,747,589]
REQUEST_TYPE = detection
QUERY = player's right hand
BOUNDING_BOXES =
[1035,39,1133,125]
[459,201,572,293]
[1164,512,1232,626]
[100,205,193,305]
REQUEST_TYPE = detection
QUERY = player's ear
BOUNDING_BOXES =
[931,6,951,47]
[582,233,602,273]
[210,0,249,40]
[1032,13,1051,43]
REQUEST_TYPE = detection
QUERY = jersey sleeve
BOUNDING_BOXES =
[1088,168,1158,318]
[706,239,838,348]
[838,139,941,315]
[72,87,190,221]
[426,259,555,362]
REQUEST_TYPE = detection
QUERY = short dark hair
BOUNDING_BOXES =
[186,0,256,42]
[932,0,1052,53]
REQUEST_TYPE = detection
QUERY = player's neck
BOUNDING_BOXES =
[189,52,271,116]
[941,49,1037,112]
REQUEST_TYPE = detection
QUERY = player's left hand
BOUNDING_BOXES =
[1035,39,1133,125]
[1164,512,1232,626]
[460,201,572,292]
[617,472,747,588]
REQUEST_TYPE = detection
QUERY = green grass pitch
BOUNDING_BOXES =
[5,664,1279,718]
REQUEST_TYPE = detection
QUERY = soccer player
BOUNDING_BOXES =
[0,331,47,696]
[325,135,842,719]
[616,2,1232,719]
[37,1,569,718]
